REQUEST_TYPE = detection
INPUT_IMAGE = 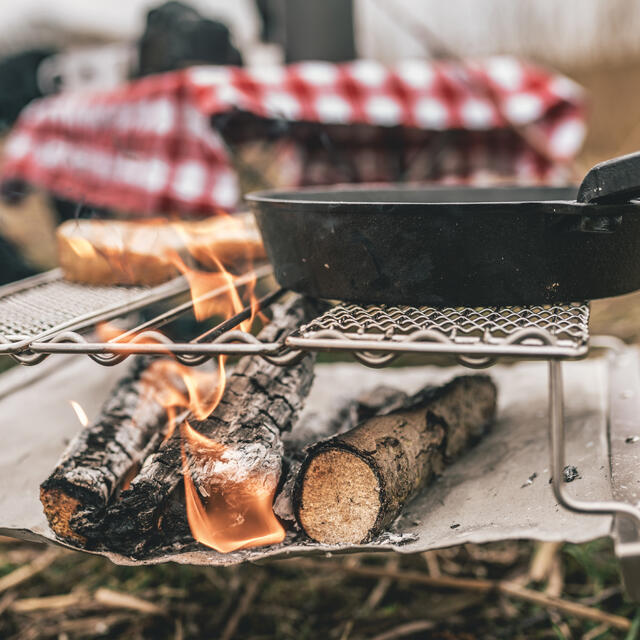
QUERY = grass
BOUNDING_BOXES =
[1,537,638,639]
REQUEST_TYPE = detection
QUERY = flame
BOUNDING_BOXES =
[75,212,278,553]
[69,400,89,427]
[66,235,97,260]
[144,358,225,440]
[165,216,278,553]
[181,421,285,553]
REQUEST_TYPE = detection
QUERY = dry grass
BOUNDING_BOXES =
[0,537,637,639]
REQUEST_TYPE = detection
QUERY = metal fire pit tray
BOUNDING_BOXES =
[0,350,635,570]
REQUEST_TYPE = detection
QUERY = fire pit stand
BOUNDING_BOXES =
[1,269,640,597]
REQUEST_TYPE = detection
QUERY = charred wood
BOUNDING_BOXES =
[39,356,183,546]
[102,295,318,556]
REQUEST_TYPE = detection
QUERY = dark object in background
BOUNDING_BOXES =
[260,0,355,63]
[50,196,112,223]
[0,49,56,132]
[0,235,37,285]
[137,1,242,77]
[247,152,640,306]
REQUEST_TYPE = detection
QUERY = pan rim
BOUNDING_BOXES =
[245,182,580,207]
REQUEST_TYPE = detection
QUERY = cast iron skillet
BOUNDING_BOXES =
[246,152,640,306]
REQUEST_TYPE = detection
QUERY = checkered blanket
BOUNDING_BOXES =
[1,57,586,216]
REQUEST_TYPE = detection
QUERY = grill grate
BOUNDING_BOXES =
[0,267,591,366]
[299,303,590,348]
[0,270,188,350]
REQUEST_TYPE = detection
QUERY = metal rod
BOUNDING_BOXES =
[110,264,273,344]
[286,335,588,359]
[548,359,640,529]
[193,287,286,343]
[28,340,282,356]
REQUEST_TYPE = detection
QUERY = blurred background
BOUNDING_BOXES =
[1,1,640,638]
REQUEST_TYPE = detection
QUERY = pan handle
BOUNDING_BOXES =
[577,151,640,204]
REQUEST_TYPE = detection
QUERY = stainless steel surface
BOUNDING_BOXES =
[0,356,614,564]
[288,302,591,367]
[606,345,640,600]
[549,357,640,525]
[0,270,591,367]
[0,269,189,359]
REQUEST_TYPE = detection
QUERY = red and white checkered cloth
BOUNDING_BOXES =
[1,57,586,217]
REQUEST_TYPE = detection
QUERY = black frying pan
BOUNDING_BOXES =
[246,153,640,306]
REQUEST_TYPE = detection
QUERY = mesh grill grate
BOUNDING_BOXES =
[299,302,590,349]
[0,271,184,343]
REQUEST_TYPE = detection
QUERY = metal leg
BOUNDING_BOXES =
[549,358,640,523]
[548,357,640,600]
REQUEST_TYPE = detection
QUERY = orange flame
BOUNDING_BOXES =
[69,400,89,427]
[77,212,278,553]
[181,421,285,553]
[143,358,225,441]
[165,217,278,553]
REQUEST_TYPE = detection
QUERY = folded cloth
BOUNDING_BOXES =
[0,57,585,217]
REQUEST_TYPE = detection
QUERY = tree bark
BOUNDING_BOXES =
[102,295,318,556]
[39,356,185,546]
[294,375,497,545]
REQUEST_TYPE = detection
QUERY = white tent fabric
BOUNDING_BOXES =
[0,0,260,58]
[355,0,640,69]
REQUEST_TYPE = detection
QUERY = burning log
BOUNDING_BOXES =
[39,356,188,546]
[294,376,497,544]
[102,295,317,556]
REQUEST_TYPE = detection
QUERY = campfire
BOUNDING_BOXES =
[35,218,499,558]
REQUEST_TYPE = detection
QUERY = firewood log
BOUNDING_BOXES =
[294,375,497,545]
[102,295,318,556]
[275,385,418,523]
[39,356,186,546]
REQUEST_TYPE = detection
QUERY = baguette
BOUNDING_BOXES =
[56,213,264,286]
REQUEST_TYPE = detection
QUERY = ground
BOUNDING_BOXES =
[0,535,637,639]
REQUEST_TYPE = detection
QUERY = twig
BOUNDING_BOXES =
[94,588,165,616]
[0,548,61,594]
[0,592,17,616]
[580,586,621,607]
[174,617,184,640]
[39,613,133,636]
[288,560,631,631]
[545,555,564,598]
[220,574,264,640]
[339,619,354,640]
[422,551,441,578]
[11,592,84,612]
[363,556,399,613]
[582,622,610,640]
[370,620,435,640]
[530,541,563,583]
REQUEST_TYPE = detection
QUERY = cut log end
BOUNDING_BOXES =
[39,487,86,545]
[297,449,381,544]
[294,375,497,545]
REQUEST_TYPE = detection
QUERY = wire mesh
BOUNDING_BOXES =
[299,302,590,350]
[0,270,187,345]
